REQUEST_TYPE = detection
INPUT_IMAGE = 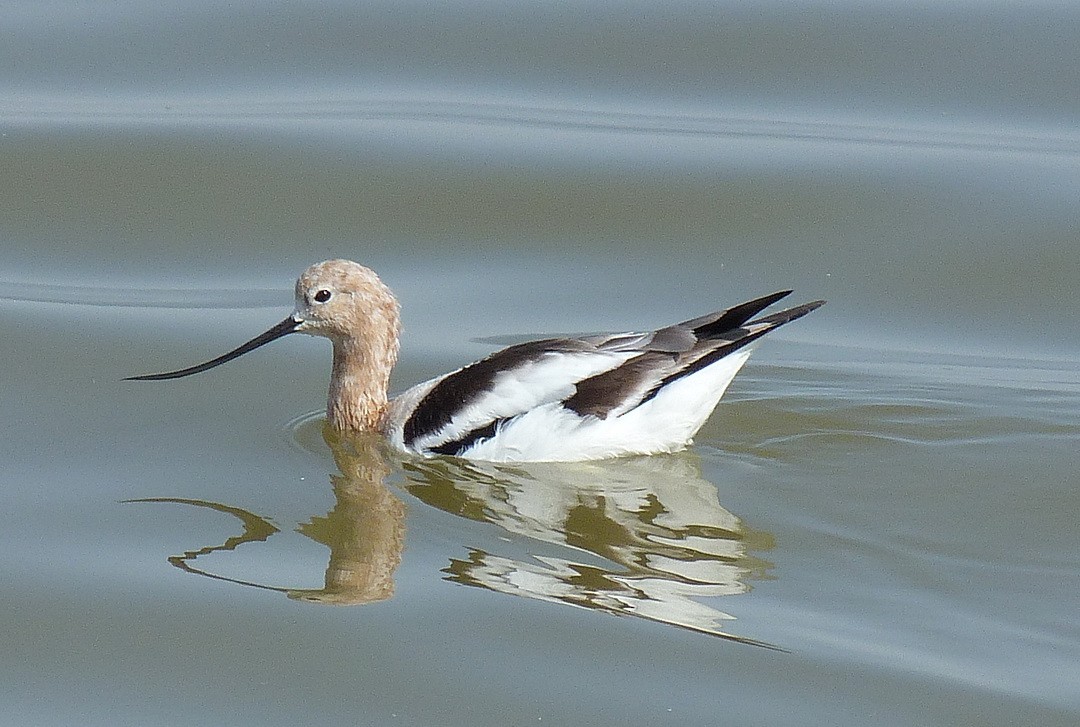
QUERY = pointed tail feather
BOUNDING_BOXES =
[682,298,826,378]
[637,297,825,406]
[679,290,794,339]
[747,299,827,327]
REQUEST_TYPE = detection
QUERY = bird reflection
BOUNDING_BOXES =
[130,430,405,606]
[291,429,406,604]
[402,454,777,648]
[132,423,778,648]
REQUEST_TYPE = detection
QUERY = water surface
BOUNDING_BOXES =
[2,2,1079,726]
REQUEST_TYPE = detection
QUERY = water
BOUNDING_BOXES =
[2,2,1079,725]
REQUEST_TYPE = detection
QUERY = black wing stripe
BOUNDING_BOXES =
[563,351,675,419]
[402,339,591,446]
[428,420,502,457]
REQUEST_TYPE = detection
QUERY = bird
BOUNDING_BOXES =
[129,259,824,462]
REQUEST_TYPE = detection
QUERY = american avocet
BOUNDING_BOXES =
[129,259,824,462]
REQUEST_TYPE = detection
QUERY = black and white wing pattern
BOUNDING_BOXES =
[386,291,824,460]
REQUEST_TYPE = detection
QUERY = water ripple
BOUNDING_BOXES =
[7,95,1080,158]
[0,279,286,308]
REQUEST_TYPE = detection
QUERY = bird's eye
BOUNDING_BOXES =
[313,289,332,303]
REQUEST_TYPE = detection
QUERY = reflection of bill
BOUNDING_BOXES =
[404,454,779,649]
[128,429,406,606]
[131,425,779,648]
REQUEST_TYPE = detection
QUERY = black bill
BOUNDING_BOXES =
[126,316,302,381]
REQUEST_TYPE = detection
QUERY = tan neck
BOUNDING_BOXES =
[326,335,397,432]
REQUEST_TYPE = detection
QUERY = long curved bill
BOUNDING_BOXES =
[126,316,302,381]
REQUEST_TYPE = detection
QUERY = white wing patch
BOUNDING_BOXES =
[404,349,635,454]
[462,349,754,462]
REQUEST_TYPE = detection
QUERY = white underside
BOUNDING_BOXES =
[386,348,754,462]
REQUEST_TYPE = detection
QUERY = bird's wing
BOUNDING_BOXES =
[397,292,824,456]
[399,338,636,454]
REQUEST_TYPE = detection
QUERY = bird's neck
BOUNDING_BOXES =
[327,335,398,433]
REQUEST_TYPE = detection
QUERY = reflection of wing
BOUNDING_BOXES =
[403,453,781,649]
[445,552,779,650]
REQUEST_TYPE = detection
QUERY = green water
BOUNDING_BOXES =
[2,2,1079,725]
